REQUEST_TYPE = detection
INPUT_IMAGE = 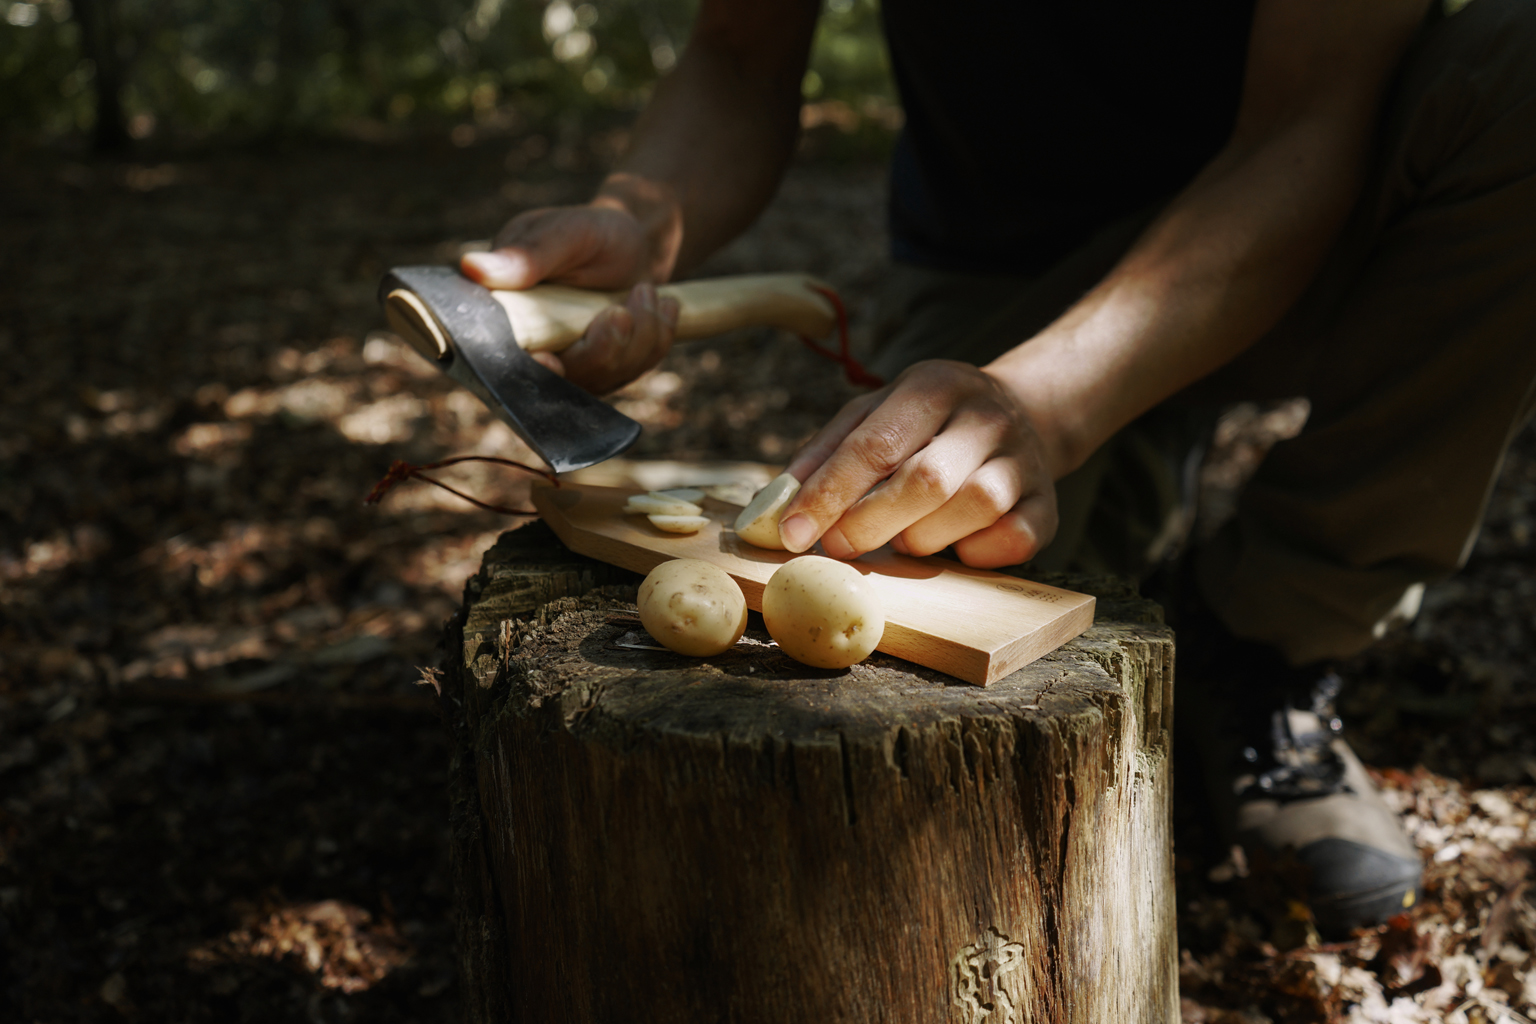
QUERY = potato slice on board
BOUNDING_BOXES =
[648,514,710,534]
[624,493,704,516]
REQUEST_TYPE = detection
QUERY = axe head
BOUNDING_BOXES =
[378,266,640,474]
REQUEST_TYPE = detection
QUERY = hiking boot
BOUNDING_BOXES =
[1198,669,1424,933]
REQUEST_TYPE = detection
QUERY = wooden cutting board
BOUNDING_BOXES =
[532,483,1095,686]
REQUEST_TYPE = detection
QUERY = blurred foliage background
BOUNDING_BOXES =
[0,0,899,156]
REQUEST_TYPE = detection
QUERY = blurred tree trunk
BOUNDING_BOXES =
[331,0,386,116]
[271,0,307,132]
[73,0,131,153]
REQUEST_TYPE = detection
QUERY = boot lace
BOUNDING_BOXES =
[1235,671,1350,802]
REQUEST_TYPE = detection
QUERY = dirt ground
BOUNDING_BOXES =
[4,129,1536,1023]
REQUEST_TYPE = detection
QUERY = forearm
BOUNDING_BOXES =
[594,3,817,279]
[989,0,1427,480]
[989,123,1372,479]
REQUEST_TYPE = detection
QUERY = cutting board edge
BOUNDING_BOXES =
[977,596,1098,685]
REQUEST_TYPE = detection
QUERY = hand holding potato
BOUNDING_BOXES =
[776,360,1061,570]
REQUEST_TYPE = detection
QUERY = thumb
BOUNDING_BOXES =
[460,248,544,289]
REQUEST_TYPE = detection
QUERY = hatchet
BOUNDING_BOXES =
[379,266,838,474]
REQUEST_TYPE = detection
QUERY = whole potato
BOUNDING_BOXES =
[761,556,885,669]
[638,558,749,657]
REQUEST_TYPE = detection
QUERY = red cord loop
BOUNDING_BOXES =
[364,455,556,516]
[800,284,884,389]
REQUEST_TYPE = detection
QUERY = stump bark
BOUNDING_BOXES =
[442,521,1177,1024]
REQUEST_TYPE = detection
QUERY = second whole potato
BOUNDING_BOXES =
[761,555,885,669]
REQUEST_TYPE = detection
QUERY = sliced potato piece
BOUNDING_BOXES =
[647,514,710,534]
[623,493,703,516]
[733,472,801,550]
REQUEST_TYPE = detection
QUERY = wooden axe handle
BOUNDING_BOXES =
[487,272,838,353]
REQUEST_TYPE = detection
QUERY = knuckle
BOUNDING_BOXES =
[903,455,954,500]
[966,473,1016,521]
[846,424,908,478]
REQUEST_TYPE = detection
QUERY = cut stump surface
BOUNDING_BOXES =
[442,521,1177,1024]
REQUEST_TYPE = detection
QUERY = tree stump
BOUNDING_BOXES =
[441,521,1177,1024]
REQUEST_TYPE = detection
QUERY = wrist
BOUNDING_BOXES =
[981,355,1095,481]
[592,172,684,282]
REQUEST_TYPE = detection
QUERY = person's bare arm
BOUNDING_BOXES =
[993,0,1432,477]
[459,0,819,392]
[602,0,822,277]
[779,0,1432,568]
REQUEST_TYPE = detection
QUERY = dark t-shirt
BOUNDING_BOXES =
[881,1,1256,274]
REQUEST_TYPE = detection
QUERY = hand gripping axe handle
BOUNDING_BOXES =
[379,267,838,474]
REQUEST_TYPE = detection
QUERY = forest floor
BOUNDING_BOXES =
[4,127,1536,1023]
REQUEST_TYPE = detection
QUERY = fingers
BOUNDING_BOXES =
[816,408,1016,557]
[783,390,885,483]
[837,460,1056,569]
[556,284,679,395]
[885,456,1024,557]
[779,384,955,554]
[951,490,1058,569]
[777,359,1059,569]
[892,458,1058,567]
